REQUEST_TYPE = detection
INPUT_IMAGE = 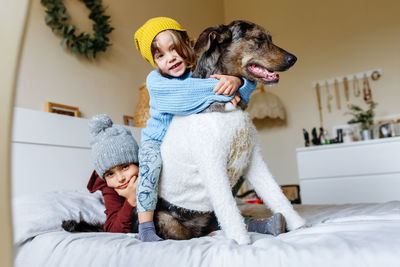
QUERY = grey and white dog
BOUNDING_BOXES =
[63,20,306,244]
[155,20,305,244]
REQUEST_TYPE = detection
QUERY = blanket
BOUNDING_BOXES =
[13,190,400,267]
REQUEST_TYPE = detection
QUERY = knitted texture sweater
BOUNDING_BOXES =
[141,70,257,142]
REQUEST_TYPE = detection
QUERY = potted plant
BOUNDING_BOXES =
[346,101,377,140]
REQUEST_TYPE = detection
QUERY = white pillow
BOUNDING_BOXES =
[12,190,106,246]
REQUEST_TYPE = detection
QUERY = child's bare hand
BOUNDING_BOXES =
[115,176,138,207]
[211,74,242,96]
[230,92,241,107]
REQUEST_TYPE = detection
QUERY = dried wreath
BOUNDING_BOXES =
[41,0,114,58]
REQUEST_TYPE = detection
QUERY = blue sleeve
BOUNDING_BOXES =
[237,78,257,104]
[146,70,233,115]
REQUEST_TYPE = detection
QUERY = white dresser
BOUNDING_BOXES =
[296,137,400,204]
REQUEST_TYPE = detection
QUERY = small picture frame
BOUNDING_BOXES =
[280,184,301,204]
[123,115,134,126]
[45,102,80,117]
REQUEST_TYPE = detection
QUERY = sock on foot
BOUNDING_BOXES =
[138,221,164,242]
[247,213,286,236]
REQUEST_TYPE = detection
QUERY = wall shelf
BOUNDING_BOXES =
[312,68,383,88]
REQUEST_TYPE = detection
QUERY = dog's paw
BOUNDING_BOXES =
[232,233,251,245]
[287,216,307,231]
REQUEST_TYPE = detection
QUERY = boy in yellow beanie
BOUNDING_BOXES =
[133,17,257,242]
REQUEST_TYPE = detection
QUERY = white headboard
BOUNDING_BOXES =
[11,107,141,197]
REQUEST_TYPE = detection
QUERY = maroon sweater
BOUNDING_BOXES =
[87,171,135,233]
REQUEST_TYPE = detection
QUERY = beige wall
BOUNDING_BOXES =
[15,0,400,185]
[1,0,30,266]
[16,0,224,124]
[224,0,400,184]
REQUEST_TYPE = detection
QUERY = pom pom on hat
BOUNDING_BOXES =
[89,114,139,178]
[89,114,113,136]
[134,17,185,67]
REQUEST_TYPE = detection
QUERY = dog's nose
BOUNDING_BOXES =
[285,54,297,66]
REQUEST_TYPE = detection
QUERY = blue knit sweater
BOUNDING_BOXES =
[141,70,257,142]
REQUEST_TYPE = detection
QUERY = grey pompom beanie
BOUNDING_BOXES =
[89,114,139,178]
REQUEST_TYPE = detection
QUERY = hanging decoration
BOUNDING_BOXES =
[353,75,361,97]
[41,0,114,58]
[312,68,382,119]
[343,77,350,108]
[362,74,373,104]
[334,79,341,110]
[325,81,333,113]
[315,83,323,127]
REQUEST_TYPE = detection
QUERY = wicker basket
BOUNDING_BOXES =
[133,83,150,127]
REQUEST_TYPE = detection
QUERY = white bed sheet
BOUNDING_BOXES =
[13,190,400,267]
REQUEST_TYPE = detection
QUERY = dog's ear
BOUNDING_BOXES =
[194,25,232,55]
[193,28,218,54]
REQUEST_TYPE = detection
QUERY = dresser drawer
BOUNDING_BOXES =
[300,173,400,204]
[297,138,400,180]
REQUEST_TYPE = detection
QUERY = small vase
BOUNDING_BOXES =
[362,129,371,140]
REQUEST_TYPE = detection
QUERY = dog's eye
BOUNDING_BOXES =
[257,34,270,42]
[253,37,267,48]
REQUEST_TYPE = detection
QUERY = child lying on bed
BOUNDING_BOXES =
[75,114,287,237]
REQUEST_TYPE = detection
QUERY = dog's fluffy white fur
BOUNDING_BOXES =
[159,109,305,245]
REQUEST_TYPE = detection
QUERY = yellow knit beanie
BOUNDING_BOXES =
[134,17,186,67]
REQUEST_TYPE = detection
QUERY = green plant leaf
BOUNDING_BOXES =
[45,15,53,24]
[72,44,78,55]
[60,37,67,46]
[67,25,75,34]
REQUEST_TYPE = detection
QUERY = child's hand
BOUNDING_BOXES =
[211,74,243,96]
[230,92,241,107]
[115,176,138,207]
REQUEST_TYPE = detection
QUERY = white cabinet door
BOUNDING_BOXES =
[297,137,400,204]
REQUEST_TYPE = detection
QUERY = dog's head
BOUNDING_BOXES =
[193,20,297,85]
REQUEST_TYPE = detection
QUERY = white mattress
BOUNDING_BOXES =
[13,190,400,267]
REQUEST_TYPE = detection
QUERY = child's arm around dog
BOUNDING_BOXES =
[146,70,256,114]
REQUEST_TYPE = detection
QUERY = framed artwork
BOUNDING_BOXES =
[123,115,134,126]
[45,102,80,117]
[280,184,301,204]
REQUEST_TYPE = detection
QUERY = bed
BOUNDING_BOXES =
[12,107,400,267]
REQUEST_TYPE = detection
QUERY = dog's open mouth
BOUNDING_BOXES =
[247,64,279,83]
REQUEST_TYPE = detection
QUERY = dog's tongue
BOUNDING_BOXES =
[248,64,279,81]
